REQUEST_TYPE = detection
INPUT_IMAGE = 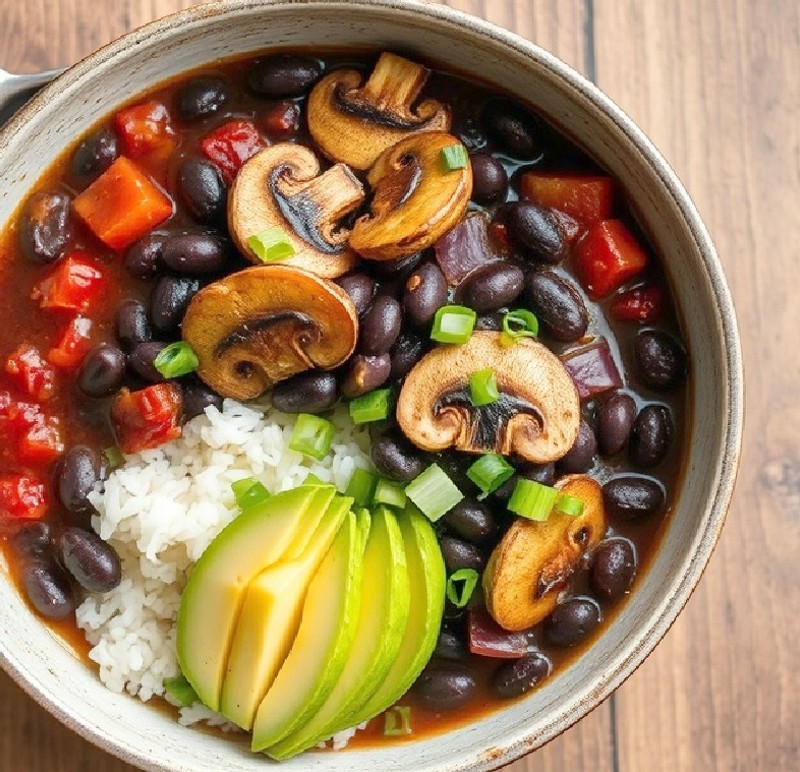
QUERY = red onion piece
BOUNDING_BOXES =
[434,212,501,286]
[561,338,623,400]
[467,607,531,658]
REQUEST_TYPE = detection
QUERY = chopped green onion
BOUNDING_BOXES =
[501,309,539,346]
[373,478,407,509]
[405,464,463,522]
[469,367,500,407]
[345,468,378,507]
[446,568,480,608]
[508,478,559,521]
[231,478,270,510]
[247,226,295,262]
[467,453,515,497]
[555,493,585,517]
[303,473,329,487]
[103,445,124,470]
[349,388,392,424]
[163,675,198,707]
[439,144,469,171]
[383,705,412,736]
[431,304,477,344]
[153,341,199,379]
[289,414,335,460]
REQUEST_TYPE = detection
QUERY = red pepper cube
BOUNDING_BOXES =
[33,253,105,313]
[610,283,665,324]
[574,219,648,300]
[0,392,41,437]
[115,101,176,160]
[200,120,265,183]
[519,173,614,225]
[47,316,94,370]
[18,414,64,463]
[0,474,48,521]
[111,383,183,454]
[263,102,300,140]
[5,344,56,401]
[73,157,174,251]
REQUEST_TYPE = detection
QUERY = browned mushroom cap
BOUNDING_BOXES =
[396,331,579,462]
[349,132,472,261]
[483,475,607,631]
[307,52,451,171]
[182,265,358,400]
[228,144,365,279]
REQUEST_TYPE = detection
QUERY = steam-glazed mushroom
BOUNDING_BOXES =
[228,144,365,278]
[483,475,607,631]
[349,132,472,261]
[396,331,579,462]
[307,52,451,171]
[182,265,357,400]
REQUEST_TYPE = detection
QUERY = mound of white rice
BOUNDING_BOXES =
[76,398,372,731]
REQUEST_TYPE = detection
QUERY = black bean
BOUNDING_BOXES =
[177,158,227,225]
[474,312,503,331]
[597,392,637,456]
[634,330,687,392]
[590,538,637,601]
[125,234,166,280]
[366,251,424,280]
[390,332,427,380]
[525,271,588,342]
[335,273,375,316]
[58,445,101,515]
[491,653,551,698]
[176,77,229,122]
[150,276,201,333]
[557,420,597,474]
[162,234,227,275]
[371,434,425,483]
[248,55,322,98]
[455,117,487,152]
[129,341,168,383]
[442,499,496,544]
[440,536,485,573]
[484,99,542,159]
[18,191,73,264]
[434,627,468,661]
[12,522,53,559]
[459,262,524,313]
[506,201,567,264]
[77,344,126,397]
[115,299,153,351]
[22,561,75,620]
[181,379,223,420]
[544,597,602,647]
[603,476,665,520]
[403,262,447,328]
[358,295,402,356]
[342,354,391,398]
[271,372,338,414]
[469,153,508,205]
[413,663,477,711]
[71,128,119,183]
[496,462,557,501]
[58,527,122,593]
[437,454,477,496]
[630,405,673,468]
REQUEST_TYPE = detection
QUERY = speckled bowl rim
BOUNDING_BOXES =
[0,1,744,771]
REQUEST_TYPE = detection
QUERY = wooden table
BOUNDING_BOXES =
[0,1,796,770]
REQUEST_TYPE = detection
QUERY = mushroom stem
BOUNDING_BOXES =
[351,53,430,117]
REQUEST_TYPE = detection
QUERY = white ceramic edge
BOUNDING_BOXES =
[0,2,744,771]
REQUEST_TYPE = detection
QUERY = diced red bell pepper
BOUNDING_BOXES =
[610,283,665,324]
[0,392,40,436]
[0,474,48,521]
[73,157,174,251]
[263,101,300,140]
[561,338,623,400]
[18,414,64,463]
[47,317,93,370]
[574,219,648,300]
[115,101,176,160]
[32,252,106,313]
[519,172,614,225]
[467,607,531,658]
[5,345,56,401]
[200,120,265,183]
[111,383,183,454]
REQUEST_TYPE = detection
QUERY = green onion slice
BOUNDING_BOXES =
[555,492,585,517]
[103,445,124,470]
[163,675,198,708]
[383,705,412,736]
[153,341,199,379]
[501,309,539,345]
[345,468,378,507]
[469,367,500,407]
[349,388,392,424]
[467,453,515,497]
[431,305,477,344]
[446,568,480,608]
[373,478,407,510]
[439,144,469,171]
[289,414,335,460]
[405,463,464,522]
[231,477,270,510]
[247,227,296,262]
[508,478,559,521]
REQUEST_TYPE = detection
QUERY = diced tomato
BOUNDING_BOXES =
[47,317,93,370]
[200,120,265,183]
[519,172,614,225]
[73,157,174,251]
[111,383,183,454]
[5,345,56,401]
[18,414,64,463]
[263,102,300,140]
[0,392,41,436]
[574,219,648,300]
[32,252,105,313]
[467,607,531,658]
[115,101,176,160]
[610,283,665,324]
[0,474,48,521]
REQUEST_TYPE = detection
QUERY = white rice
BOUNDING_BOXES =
[76,398,372,741]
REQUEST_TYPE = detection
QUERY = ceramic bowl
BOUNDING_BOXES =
[0,1,743,770]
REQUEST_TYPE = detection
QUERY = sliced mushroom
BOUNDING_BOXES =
[182,265,357,399]
[228,144,365,278]
[483,475,607,631]
[396,331,579,462]
[307,52,451,171]
[349,132,472,261]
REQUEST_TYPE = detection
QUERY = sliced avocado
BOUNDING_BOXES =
[268,506,410,759]
[251,509,368,753]
[219,495,352,730]
[177,484,336,710]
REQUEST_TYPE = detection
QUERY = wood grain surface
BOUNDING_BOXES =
[0,0,796,770]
